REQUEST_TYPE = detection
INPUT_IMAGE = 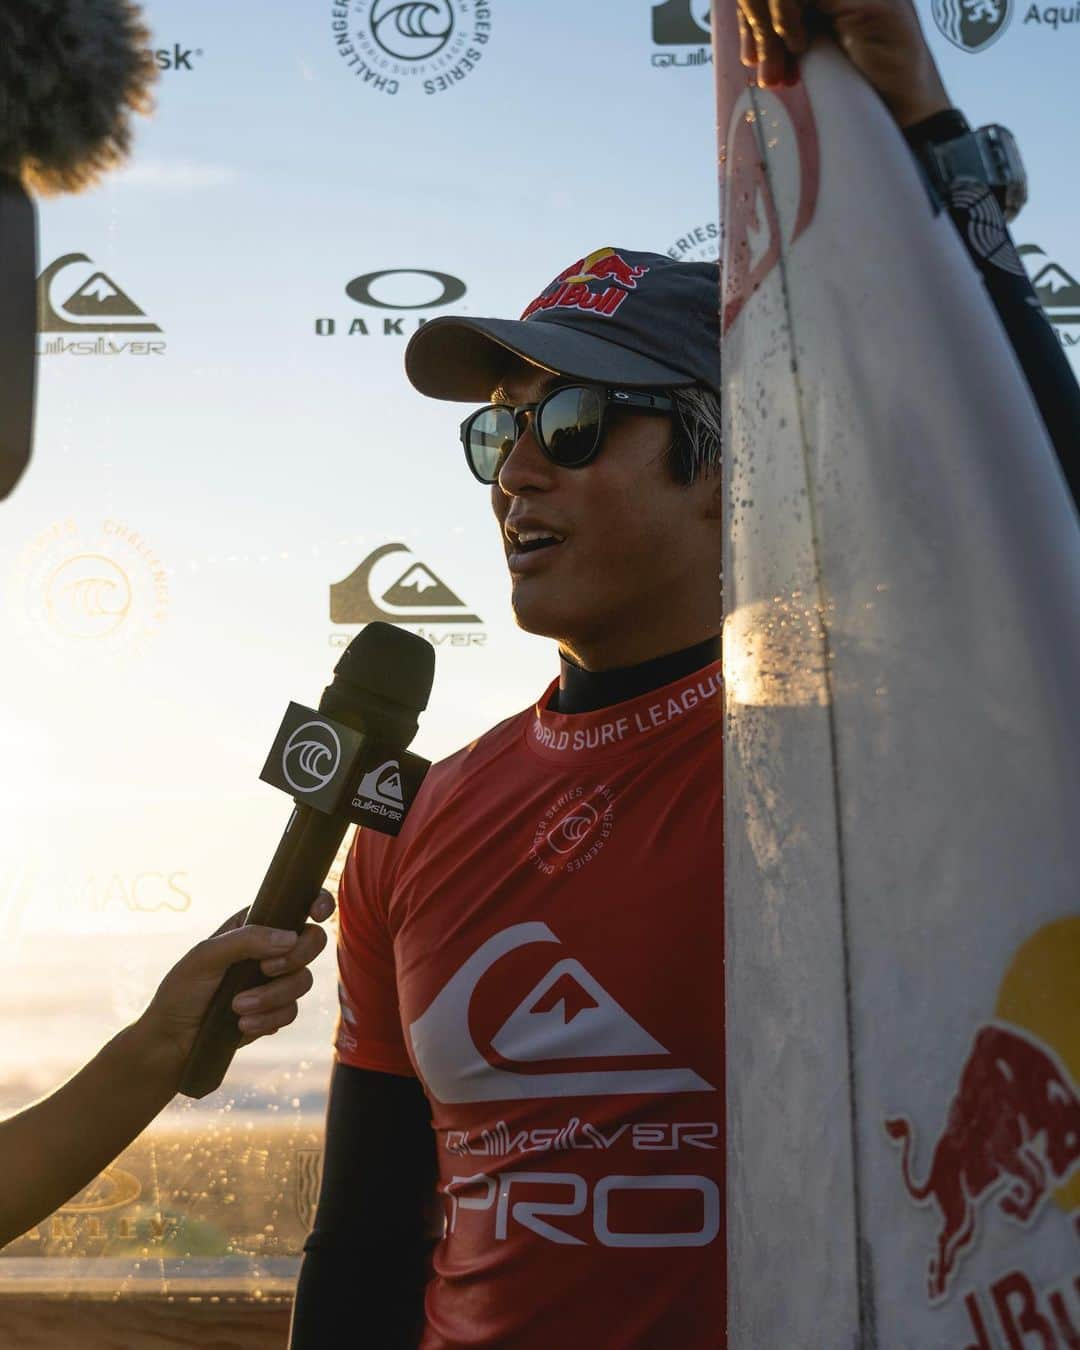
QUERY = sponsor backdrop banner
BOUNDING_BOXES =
[0,0,1074,1317]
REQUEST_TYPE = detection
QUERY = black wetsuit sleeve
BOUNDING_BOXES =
[905,109,1080,510]
[289,1063,438,1350]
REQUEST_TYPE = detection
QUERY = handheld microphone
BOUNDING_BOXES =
[179,622,435,1099]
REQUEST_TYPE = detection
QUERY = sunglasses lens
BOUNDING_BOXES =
[467,406,517,482]
[538,386,602,466]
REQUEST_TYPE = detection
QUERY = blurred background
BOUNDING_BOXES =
[0,0,1075,1336]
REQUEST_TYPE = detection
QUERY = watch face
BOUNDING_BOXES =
[977,127,1028,219]
[991,129,1025,183]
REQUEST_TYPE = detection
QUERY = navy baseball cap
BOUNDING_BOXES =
[404,246,721,401]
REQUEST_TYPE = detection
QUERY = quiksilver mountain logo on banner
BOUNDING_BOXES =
[330,543,484,646]
[1020,244,1080,347]
[37,254,165,356]
[651,0,712,67]
[931,0,1011,51]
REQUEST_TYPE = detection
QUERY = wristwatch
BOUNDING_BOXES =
[907,113,1028,223]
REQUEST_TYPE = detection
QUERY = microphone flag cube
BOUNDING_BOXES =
[259,701,429,834]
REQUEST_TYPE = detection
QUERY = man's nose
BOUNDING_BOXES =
[496,420,555,496]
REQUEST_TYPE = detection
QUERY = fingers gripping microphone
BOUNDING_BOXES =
[179,622,435,1099]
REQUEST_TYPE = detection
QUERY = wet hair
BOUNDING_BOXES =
[667,384,722,486]
[0,0,156,195]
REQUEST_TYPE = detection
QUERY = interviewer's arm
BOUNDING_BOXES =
[0,901,333,1248]
[290,1063,439,1350]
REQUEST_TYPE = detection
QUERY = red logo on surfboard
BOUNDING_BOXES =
[886,1025,1080,1300]
[718,86,820,334]
[884,919,1080,1312]
[713,3,820,334]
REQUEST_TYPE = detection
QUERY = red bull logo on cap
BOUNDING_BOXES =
[885,916,1080,1336]
[521,247,650,322]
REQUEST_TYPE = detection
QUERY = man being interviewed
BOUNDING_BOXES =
[287,0,1080,1334]
[294,248,728,1350]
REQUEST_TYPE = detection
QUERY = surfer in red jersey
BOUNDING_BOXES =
[0,893,336,1248]
[289,2,1079,1346]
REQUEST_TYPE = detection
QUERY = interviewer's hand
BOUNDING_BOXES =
[137,890,336,1077]
[736,0,952,127]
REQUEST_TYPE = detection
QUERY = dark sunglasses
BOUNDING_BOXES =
[459,383,674,484]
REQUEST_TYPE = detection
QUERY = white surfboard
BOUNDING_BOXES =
[713,6,1080,1345]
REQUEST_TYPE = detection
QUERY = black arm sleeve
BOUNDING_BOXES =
[289,1063,439,1350]
[905,110,1080,511]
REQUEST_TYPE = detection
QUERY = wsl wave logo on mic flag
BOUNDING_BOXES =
[931,0,1011,51]
[36,254,165,357]
[329,0,492,98]
[330,542,485,648]
[282,720,343,795]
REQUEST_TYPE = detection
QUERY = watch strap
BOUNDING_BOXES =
[902,107,971,153]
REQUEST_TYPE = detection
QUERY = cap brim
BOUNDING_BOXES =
[404,314,698,402]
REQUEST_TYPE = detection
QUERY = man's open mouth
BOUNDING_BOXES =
[506,527,566,555]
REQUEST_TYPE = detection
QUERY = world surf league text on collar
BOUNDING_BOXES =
[532,670,721,754]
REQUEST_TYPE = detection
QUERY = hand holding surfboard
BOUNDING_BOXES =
[735,0,952,127]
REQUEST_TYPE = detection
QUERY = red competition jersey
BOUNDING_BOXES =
[336,661,725,1348]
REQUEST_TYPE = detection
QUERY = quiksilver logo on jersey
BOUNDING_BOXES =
[409,923,713,1103]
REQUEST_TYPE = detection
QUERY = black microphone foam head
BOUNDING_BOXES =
[334,621,435,714]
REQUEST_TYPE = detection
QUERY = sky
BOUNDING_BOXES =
[0,0,1076,1278]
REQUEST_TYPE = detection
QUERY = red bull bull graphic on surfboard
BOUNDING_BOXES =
[885,918,1080,1341]
[887,1026,1080,1300]
[520,248,650,321]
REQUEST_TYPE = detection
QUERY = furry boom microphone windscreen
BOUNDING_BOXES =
[0,0,156,194]
[0,0,157,498]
